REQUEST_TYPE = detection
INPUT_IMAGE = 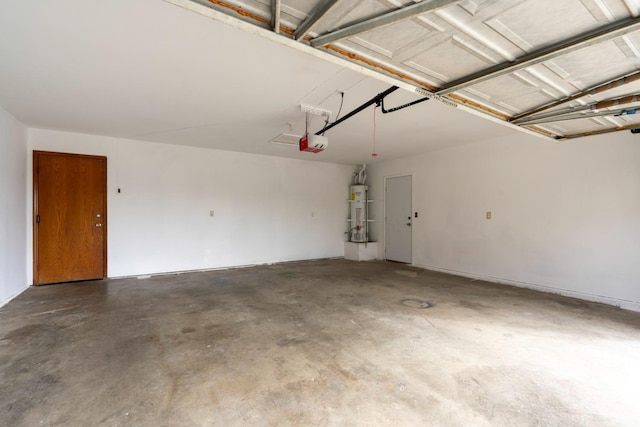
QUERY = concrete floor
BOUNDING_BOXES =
[1,259,639,426]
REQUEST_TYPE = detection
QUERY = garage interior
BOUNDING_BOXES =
[1,0,640,425]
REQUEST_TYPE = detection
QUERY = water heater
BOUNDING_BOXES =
[349,185,368,243]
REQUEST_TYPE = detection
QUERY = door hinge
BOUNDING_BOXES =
[36,215,40,223]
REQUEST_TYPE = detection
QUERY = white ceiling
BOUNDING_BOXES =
[0,0,521,165]
[179,0,640,139]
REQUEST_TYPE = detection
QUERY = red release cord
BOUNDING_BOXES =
[372,106,378,158]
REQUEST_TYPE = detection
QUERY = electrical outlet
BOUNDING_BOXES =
[209,210,215,217]
[486,211,492,219]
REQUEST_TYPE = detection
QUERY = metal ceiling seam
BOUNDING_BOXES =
[322,45,438,91]
[436,15,640,95]
[596,93,640,109]
[205,0,270,25]
[272,0,281,34]
[201,0,295,35]
[519,104,640,126]
[515,92,640,125]
[310,0,461,47]
[558,122,640,139]
[163,0,552,142]
[525,125,559,138]
[511,70,640,122]
[623,0,640,17]
[446,93,510,120]
[294,0,341,41]
[516,105,595,124]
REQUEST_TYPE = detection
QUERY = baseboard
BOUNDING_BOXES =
[0,284,30,308]
[109,256,342,280]
[412,263,640,313]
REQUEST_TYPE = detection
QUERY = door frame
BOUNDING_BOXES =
[33,151,108,285]
[383,173,413,263]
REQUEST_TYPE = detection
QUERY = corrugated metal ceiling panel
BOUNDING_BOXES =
[185,0,640,138]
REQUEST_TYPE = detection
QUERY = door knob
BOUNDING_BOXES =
[406,222,411,226]
[95,223,102,227]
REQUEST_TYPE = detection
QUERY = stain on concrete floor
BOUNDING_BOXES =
[1,259,639,426]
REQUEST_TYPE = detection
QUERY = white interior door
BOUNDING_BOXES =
[385,175,412,263]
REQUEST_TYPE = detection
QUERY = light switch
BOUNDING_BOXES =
[209,210,215,217]
[486,211,492,220]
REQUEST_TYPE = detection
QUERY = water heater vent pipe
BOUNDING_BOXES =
[353,164,367,185]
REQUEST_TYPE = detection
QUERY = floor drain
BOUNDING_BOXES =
[401,299,432,309]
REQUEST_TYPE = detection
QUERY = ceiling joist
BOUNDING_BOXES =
[171,0,640,141]
[272,0,281,34]
[436,16,640,95]
[515,93,640,125]
[309,0,460,47]
[520,101,640,126]
[559,123,640,139]
[294,0,341,41]
[511,70,640,122]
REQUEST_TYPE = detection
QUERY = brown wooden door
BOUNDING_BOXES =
[34,151,107,285]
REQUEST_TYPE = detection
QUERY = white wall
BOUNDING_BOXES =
[368,131,640,311]
[28,129,353,282]
[0,107,27,306]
